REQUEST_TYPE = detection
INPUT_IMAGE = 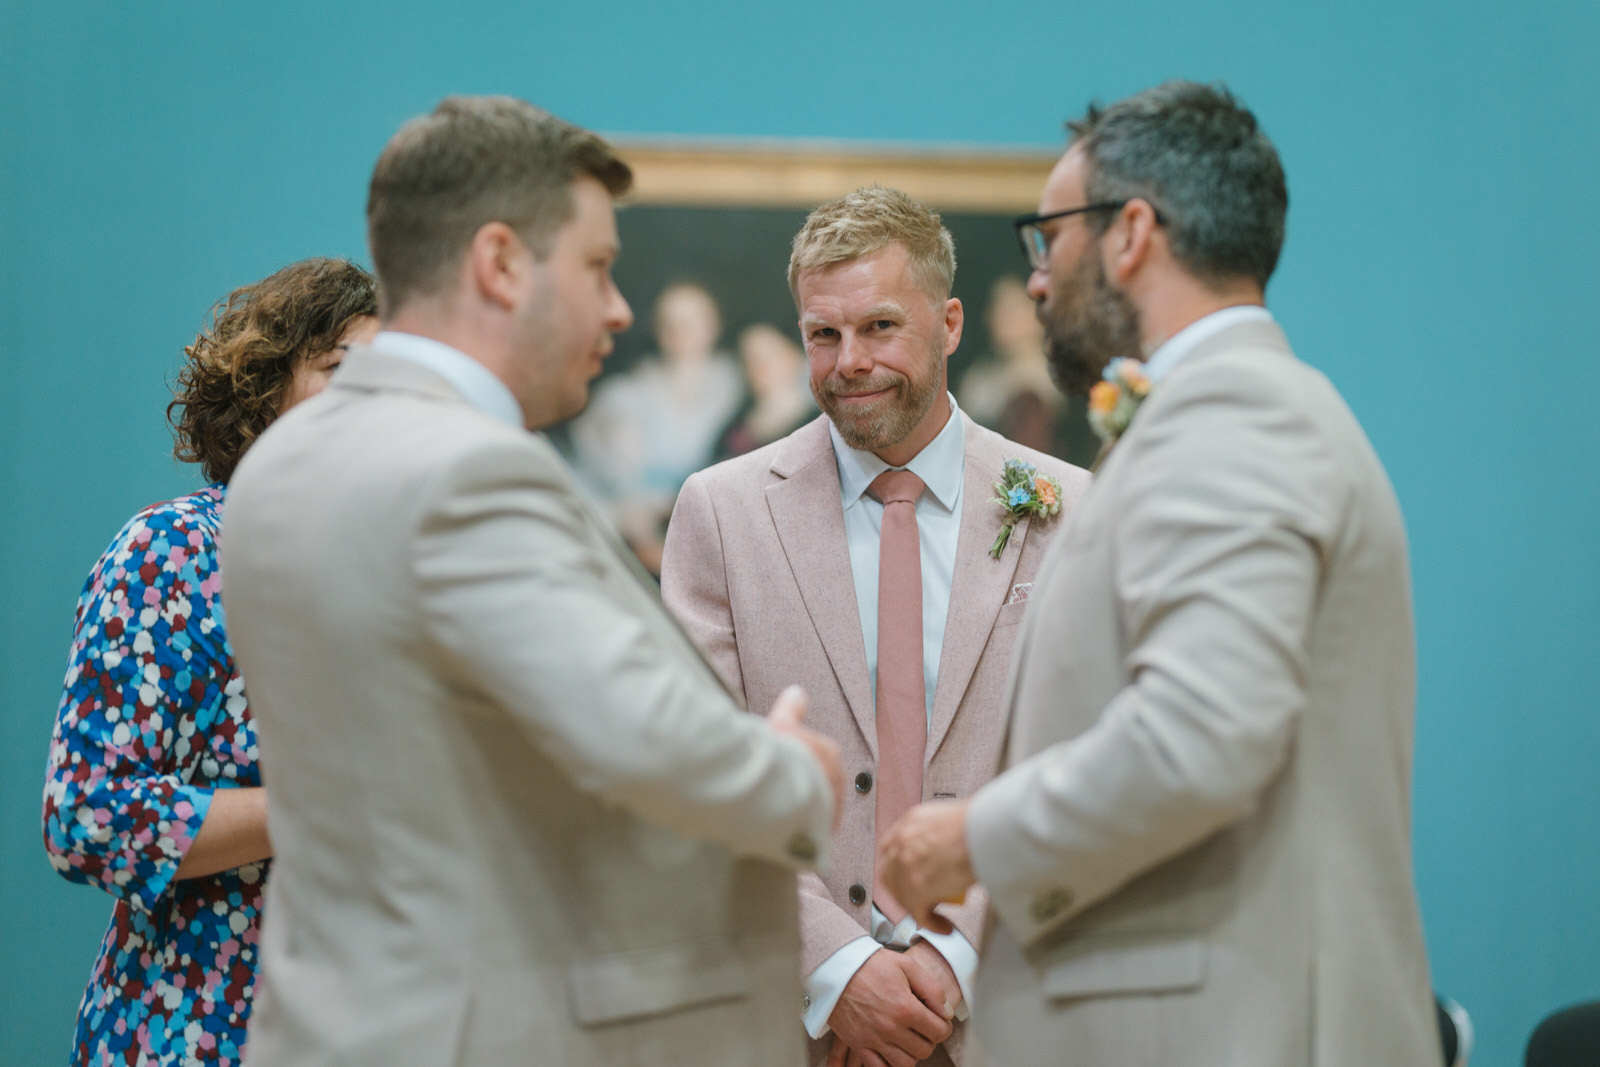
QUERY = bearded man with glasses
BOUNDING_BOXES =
[881,81,1442,1066]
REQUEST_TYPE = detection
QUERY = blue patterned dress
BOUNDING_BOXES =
[43,485,266,1066]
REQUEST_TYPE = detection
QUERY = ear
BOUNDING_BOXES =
[941,297,964,357]
[1103,198,1162,286]
[467,221,526,311]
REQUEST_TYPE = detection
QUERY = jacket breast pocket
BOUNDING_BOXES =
[994,599,1029,628]
[1041,937,1206,1000]
[567,938,747,1027]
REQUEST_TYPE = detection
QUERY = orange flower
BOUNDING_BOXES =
[1089,380,1119,414]
[1034,477,1058,506]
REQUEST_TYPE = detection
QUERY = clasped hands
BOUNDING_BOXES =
[826,799,979,1067]
[825,941,959,1067]
[770,686,981,1066]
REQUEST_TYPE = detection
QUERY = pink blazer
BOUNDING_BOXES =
[662,413,1088,1064]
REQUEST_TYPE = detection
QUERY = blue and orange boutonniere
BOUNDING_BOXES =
[990,458,1063,558]
[1088,357,1152,444]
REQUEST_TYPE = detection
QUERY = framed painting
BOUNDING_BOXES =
[554,138,1097,572]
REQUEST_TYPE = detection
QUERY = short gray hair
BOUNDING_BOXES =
[788,186,956,304]
[1068,81,1287,290]
[367,95,632,315]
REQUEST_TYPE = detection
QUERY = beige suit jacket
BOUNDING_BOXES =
[661,414,1088,1065]
[967,320,1440,1065]
[220,348,833,1067]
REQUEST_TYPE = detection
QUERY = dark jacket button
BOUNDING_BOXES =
[855,772,873,793]
[848,883,867,906]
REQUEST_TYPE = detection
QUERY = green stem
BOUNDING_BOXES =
[989,523,1013,559]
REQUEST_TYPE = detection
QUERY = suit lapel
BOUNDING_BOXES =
[766,420,878,757]
[928,419,1029,756]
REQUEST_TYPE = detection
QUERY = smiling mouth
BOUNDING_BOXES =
[831,385,895,401]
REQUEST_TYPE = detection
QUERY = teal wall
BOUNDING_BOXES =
[4,3,1597,1064]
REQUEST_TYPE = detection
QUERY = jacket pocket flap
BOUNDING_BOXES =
[1041,938,1206,999]
[567,939,748,1027]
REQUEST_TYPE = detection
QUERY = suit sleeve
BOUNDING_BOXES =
[969,368,1340,944]
[659,472,744,699]
[414,442,831,870]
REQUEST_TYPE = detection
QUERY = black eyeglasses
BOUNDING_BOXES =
[1013,200,1165,271]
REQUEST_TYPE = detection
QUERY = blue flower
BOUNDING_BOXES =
[1007,486,1033,507]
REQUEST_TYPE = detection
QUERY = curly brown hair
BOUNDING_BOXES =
[168,257,377,483]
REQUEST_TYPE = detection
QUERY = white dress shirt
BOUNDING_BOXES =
[803,396,978,1037]
[370,330,524,428]
[1142,305,1276,382]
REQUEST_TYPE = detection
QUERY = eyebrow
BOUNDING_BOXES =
[860,303,907,320]
[800,303,908,330]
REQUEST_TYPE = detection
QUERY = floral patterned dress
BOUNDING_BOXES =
[43,485,266,1066]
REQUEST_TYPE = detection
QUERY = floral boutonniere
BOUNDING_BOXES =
[1088,357,1152,444]
[989,458,1063,558]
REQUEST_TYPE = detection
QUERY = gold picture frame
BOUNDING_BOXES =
[610,137,1058,213]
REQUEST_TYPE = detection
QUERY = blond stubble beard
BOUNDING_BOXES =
[814,345,945,453]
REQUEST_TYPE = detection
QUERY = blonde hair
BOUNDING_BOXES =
[787,186,956,305]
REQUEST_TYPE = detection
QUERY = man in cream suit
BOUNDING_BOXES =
[662,187,1088,1067]
[881,82,1441,1065]
[221,97,843,1067]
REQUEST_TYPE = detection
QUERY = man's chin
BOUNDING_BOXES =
[544,385,592,429]
[1045,344,1104,398]
[827,409,898,453]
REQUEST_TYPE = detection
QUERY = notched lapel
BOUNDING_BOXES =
[765,441,877,757]
[928,425,1029,757]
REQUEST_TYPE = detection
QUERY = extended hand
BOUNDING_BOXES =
[768,686,845,830]
[879,799,977,931]
[824,948,954,1067]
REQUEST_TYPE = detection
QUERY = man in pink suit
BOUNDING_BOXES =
[662,187,1089,1067]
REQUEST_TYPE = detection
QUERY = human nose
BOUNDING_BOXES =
[1025,267,1050,303]
[834,332,873,376]
[606,280,633,333]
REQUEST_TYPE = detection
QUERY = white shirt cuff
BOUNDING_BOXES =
[803,937,883,1038]
[911,927,976,1021]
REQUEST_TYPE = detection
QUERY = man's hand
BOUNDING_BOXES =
[879,799,977,930]
[823,949,954,1067]
[903,941,962,1020]
[768,686,845,830]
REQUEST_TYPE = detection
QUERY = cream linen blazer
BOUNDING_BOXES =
[661,414,1087,1065]
[966,320,1441,1065]
[221,348,832,1067]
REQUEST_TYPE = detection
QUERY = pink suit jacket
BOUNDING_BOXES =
[662,412,1088,1065]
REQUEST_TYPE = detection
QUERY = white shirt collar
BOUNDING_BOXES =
[828,394,965,512]
[1142,305,1277,382]
[370,330,524,429]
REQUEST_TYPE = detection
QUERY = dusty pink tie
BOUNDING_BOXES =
[868,468,927,922]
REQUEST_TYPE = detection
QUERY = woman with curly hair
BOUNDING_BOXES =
[43,257,377,1066]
